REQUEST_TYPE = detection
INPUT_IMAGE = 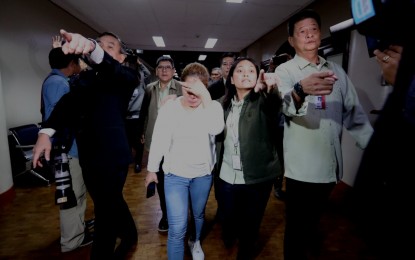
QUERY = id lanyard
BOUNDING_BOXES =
[229,102,242,170]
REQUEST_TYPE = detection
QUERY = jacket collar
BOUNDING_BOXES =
[293,54,329,70]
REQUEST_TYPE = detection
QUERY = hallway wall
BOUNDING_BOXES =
[0,0,96,196]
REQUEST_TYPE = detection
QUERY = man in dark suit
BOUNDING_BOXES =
[207,52,236,100]
[33,29,138,260]
[205,52,237,224]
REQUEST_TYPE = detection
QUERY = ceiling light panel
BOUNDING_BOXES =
[152,36,166,47]
[205,38,218,49]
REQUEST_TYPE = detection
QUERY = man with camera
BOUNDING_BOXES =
[350,1,415,259]
[41,45,93,252]
[34,29,139,259]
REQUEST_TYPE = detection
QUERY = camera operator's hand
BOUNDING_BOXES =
[145,171,158,188]
[32,133,52,168]
[374,45,403,86]
[60,29,96,55]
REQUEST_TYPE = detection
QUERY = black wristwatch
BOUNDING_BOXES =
[293,81,308,100]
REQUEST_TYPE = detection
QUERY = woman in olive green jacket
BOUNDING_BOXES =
[215,57,283,259]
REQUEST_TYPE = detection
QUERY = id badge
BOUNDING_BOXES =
[315,95,326,110]
[232,155,242,170]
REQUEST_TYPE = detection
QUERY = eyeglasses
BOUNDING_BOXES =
[222,62,233,67]
[211,73,220,76]
[157,65,173,71]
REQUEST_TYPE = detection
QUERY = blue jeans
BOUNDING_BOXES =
[164,173,212,260]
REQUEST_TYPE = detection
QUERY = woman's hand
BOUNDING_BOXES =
[180,78,209,98]
[180,78,212,107]
[254,69,280,93]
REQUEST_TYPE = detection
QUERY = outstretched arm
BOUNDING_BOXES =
[60,29,96,55]
[254,69,280,93]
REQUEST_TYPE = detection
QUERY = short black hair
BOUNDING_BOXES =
[220,52,237,63]
[156,56,175,68]
[287,9,321,36]
[48,47,80,69]
[97,31,127,54]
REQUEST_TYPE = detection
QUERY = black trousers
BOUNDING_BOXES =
[125,118,145,166]
[156,159,167,219]
[82,163,137,260]
[274,125,284,190]
[283,178,335,260]
[219,178,273,260]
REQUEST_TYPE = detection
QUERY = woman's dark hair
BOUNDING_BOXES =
[223,57,259,108]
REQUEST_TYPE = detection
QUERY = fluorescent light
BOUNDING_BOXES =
[226,0,243,3]
[152,36,165,47]
[205,38,218,49]
[198,55,207,61]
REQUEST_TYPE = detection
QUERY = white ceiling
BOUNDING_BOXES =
[50,0,314,53]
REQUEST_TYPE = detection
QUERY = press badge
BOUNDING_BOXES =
[232,155,242,170]
[315,95,326,110]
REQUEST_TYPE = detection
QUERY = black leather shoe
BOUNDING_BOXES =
[158,217,168,232]
[134,164,141,173]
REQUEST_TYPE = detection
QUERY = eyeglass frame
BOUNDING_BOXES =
[156,65,174,71]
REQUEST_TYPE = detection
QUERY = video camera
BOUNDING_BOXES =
[125,48,143,57]
[330,0,414,57]
[350,0,413,42]
[350,0,414,55]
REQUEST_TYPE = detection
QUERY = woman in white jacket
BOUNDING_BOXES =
[145,62,224,260]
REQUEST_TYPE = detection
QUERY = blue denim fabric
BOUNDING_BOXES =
[164,173,212,260]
